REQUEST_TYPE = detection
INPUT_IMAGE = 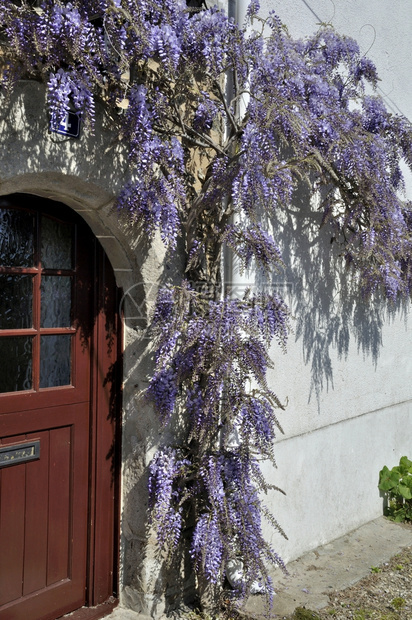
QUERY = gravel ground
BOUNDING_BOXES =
[176,521,412,620]
[283,526,412,620]
[217,523,412,620]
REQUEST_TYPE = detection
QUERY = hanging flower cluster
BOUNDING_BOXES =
[2,0,412,608]
[146,283,289,596]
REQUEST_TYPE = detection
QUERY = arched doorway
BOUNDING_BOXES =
[0,194,121,620]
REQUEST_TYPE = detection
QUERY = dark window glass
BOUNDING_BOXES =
[40,276,72,328]
[41,216,73,270]
[0,337,33,392]
[0,208,34,267]
[40,335,71,388]
[0,275,33,329]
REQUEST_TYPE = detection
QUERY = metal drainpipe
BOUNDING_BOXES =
[234,0,248,28]
[223,0,237,295]
[223,0,249,294]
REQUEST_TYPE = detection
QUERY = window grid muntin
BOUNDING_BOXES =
[0,206,76,394]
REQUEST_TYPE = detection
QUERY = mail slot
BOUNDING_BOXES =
[0,440,40,468]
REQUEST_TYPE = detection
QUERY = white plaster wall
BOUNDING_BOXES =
[249,0,412,563]
[263,400,412,562]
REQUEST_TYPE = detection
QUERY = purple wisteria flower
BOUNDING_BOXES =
[148,447,191,549]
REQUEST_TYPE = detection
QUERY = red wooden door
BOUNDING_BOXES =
[0,196,119,620]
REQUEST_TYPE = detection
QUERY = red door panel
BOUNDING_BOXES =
[23,431,50,597]
[0,405,89,619]
[0,441,26,607]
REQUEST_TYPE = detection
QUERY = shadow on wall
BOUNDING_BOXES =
[119,248,196,617]
[268,182,409,406]
[0,80,129,198]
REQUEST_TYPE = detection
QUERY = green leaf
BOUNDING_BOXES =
[399,456,412,472]
[378,466,400,491]
[398,484,412,500]
[400,473,412,489]
[394,512,407,522]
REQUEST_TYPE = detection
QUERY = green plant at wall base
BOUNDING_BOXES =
[378,456,412,522]
[353,611,373,620]
[292,608,321,620]
[391,597,406,610]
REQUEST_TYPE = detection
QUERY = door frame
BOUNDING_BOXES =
[85,238,122,614]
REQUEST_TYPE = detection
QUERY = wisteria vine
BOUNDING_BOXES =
[2,0,412,610]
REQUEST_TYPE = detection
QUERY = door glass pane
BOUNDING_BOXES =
[0,337,32,392]
[41,216,73,270]
[40,335,71,388]
[0,275,33,329]
[40,276,71,327]
[0,208,34,267]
